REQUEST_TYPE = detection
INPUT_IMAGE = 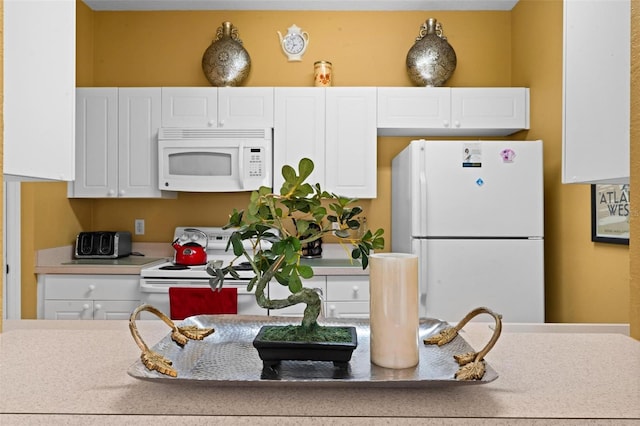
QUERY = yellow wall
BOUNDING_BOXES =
[12,0,634,328]
[629,0,639,340]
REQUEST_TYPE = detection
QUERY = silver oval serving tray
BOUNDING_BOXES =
[127,315,498,387]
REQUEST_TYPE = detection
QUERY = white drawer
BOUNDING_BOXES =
[43,275,141,300]
[326,276,369,301]
[325,301,369,318]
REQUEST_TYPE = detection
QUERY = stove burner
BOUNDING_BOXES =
[160,264,190,270]
[232,262,253,271]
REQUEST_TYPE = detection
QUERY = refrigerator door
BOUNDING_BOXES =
[423,140,543,237]
[416,238,544,323]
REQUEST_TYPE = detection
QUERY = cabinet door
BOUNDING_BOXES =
[70,88,118,197]
[325,88,377,198]
[377,87,451,136]
[161,87,218,127]
[44,300,94,320]
[4,0,75,181]
[562,0,630,184]
[325,302,370,318]
[451,88,529,134]
[273,88,326,191]
[218,87,274,128]
[94,300,142,320]
[326,276,369,302]
[42,274,141,301]
[118,88,171,198]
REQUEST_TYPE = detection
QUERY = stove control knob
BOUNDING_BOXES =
[179,235,189,242]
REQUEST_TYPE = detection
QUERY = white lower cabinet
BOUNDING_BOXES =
[39,274,141,320]
[325,276,370,318]
[267,275,370,318]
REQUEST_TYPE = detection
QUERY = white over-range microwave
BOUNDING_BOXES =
[158,128,272,192]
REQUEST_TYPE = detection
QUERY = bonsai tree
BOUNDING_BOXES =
[206,158,384,338]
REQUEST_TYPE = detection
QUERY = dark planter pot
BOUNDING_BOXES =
[253,325,358,371]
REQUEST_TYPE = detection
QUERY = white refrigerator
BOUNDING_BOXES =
[391,140,544,323]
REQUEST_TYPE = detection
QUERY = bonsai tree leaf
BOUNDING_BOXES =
[288,272,303,293]
[297,264,314,279]
[230,232,245,256]
[297,157,314,181]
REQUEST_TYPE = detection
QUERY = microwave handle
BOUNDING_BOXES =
[237,142,245,190]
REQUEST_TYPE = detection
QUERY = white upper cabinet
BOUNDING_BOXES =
[3,0,75,181]
[274,87,377,198]
[161,87,218,128]
[161,87,274,128]
[377,87,529,136]
[562,0,630,184]
[70,88,174,198]
[325,87,377,198]
[273,88,326,191]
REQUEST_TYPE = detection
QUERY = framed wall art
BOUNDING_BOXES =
[591,184,630,245]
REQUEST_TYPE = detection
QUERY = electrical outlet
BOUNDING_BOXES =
[135,219,145,235]
[332,222,340,230]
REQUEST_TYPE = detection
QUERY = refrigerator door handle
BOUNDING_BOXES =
[418,164,427,237]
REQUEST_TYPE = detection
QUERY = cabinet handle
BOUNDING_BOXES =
[82,304,90,310]
[352,286,359,297]
[107,189,116,197]
[118,189,125,196]
[218,120,224,127]
[95,304,102,310]
[88,284,95,291]
[454,121,461,128]
[329,304,336,316]
[207,120,216,127]
[443,120,450,128]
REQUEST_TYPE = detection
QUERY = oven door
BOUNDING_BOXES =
[139,278,267,319]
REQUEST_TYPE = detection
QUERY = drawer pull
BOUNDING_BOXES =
[88,285,96,291]
[82,304,90,310]
[95,304,102,310]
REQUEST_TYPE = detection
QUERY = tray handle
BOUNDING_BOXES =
[423,306,502,380]
[129,304,215,377]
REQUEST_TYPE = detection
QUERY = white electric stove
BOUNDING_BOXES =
[139,227,274,316]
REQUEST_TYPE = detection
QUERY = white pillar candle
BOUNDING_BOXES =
[369,253,419,369]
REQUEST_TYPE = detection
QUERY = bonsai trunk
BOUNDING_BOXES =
[252,256,322,330]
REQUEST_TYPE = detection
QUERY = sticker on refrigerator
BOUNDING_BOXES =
[500,148,516,163]
[462,144,482,167]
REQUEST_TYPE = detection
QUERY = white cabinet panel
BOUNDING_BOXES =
[325,88,377,198]
[274,87,377,198]
[118,88,164,197]
[562,0,630,184]
[71,88,119,197]
[219,87,274,128]
[273,88,325,191]
[161,87,273,128]
[377,87,450,130]
[70,88,174,198]
[39,274,142,320]
[161,87,218,128]
[377,87,529,136]
[3,0,75,181]
[326,276,370,301]
[451,88,529,132]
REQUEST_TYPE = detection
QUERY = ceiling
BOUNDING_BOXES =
[82,0,520,11]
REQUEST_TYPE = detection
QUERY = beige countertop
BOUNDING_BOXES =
[35,243,368,276]
[0,319,638,424]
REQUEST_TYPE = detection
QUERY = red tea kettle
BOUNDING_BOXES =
[172,228,208,266]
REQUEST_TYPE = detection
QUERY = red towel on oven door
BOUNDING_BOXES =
[168,287,238,320]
